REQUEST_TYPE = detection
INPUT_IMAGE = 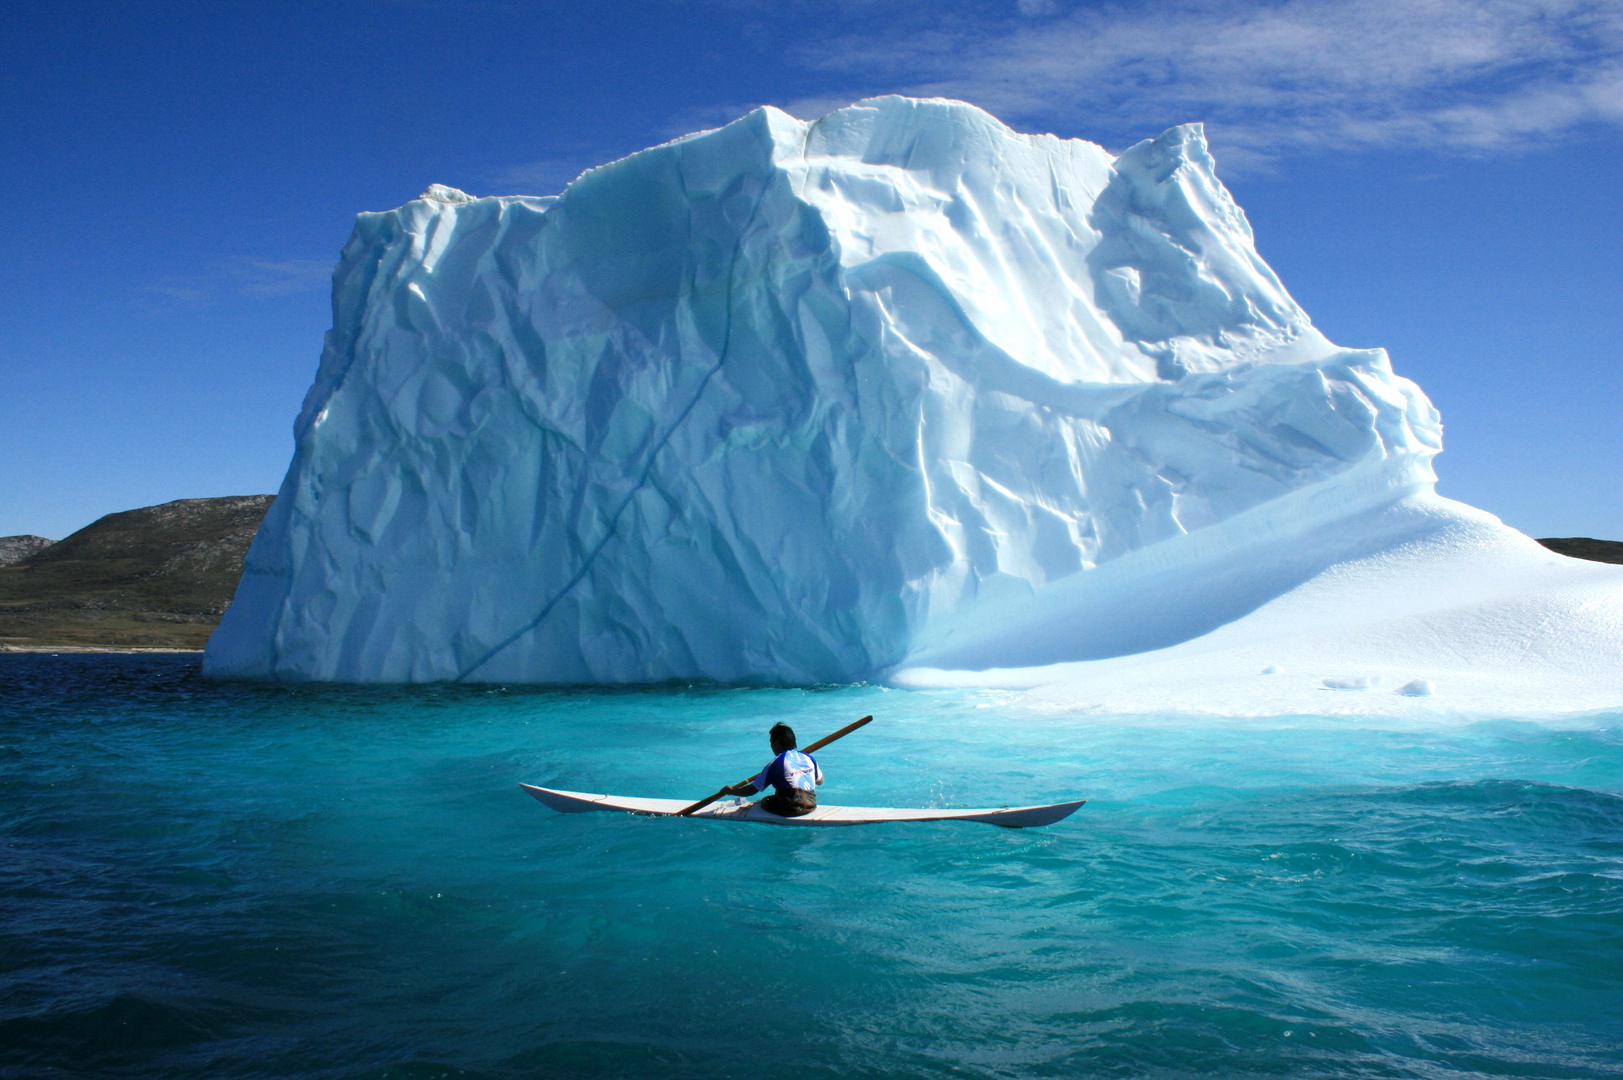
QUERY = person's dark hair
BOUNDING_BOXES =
[769,723,796,750]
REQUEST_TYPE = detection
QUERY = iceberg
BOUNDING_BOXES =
[205,97,1623,710]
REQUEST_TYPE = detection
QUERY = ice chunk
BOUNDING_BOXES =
[419,184,475,204]
[1323,676,1383,691]
[1395,679,1434,697]
[206,97,1456,685]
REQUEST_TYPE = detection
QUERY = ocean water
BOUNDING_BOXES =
[3,654,1621,1080]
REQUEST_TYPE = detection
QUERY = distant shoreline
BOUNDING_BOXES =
[0,645,204,654]
[1,494,273,653]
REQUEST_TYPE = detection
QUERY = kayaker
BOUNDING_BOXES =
[724,722,823,817]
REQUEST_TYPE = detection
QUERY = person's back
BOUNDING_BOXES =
[725,723,823,817]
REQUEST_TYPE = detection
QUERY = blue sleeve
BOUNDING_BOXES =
[754,752,785,793]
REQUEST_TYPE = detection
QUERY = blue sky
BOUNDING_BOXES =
[3,0,1620,540]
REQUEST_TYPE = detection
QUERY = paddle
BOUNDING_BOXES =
[675,714,873,817]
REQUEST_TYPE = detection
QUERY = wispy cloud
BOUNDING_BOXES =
[486,156,596,196]
[778,94,867,122]
[783,0,1623,164]
[227,258,331,296]
[143,282,212,304]
[142,257,332,305]
[489,105,797,196]
[486,127,721,195]
[655,102,773,140]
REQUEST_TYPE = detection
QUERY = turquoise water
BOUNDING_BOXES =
[3,654,1621,1079]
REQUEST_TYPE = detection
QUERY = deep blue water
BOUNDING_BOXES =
[3,653,1621,1080]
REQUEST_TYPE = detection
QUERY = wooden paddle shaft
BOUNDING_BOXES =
[675,714,873,816]
[802,714,873,754]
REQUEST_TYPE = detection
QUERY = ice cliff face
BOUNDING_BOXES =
[205,96,1442,684]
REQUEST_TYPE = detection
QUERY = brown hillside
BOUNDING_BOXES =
[1536,537,1623,565]
[0,495,274,650]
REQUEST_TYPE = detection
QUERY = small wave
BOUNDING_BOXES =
[342,1063,499,1080]
[0,993,225,1060]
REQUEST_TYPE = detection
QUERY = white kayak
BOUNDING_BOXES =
[520,784,1084,828]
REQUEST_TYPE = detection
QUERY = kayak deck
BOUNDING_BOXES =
[520,784,1083,828]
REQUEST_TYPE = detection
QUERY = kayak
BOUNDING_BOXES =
[520,784,1084,828]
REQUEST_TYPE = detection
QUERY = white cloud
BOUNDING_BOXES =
[787,0,1623,163]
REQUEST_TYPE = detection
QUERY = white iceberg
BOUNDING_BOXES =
[204,96,1623,712]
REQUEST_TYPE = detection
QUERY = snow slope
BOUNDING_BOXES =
[897,494,1623,717]
[204,97,1621,707]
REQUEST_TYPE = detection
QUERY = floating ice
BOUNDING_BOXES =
[204,97,1623,709]
[1324,676,1382,691]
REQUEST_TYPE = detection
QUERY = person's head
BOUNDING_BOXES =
[769,723,796,753]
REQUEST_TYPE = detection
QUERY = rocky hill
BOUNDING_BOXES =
[1536,537,1623,565]
[0,535,54,567]
[0,495,274,650]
